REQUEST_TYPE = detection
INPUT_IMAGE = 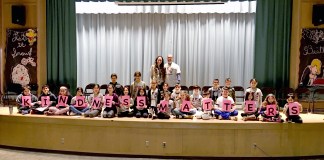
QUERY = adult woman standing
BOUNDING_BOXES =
[150,56,166,90]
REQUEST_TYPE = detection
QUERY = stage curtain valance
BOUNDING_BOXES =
[75,0,255,2]
[76,1,256,14]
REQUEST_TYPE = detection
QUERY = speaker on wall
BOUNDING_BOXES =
[11,5,26,26]
[313,4,324,26]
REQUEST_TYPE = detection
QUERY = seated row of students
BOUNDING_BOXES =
[16,78,303,123]
[16,83,235,120]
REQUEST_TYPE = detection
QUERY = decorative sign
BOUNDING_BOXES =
[202,98,213,111]
[41,96,50,107]
[136,96,146,110]
[91,97,101,109]
[222,99,232,112]
[299,28,324,86]
[288,102,300,116]
[121,96,130,106]
[244,101,256,113]
[57,95,68,106]
[105,95,113,107]
[181,100,191,112]
[22,96,31,106]
[266,105,277,117]
[5,28,37,87]
[159,100,168,113]
[75,96,86,107]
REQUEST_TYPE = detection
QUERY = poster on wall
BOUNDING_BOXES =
[5,28,37,87]
[299,28,324,87]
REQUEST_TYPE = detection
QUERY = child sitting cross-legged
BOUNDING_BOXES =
[283,93,303,123]
[214,87,238,121]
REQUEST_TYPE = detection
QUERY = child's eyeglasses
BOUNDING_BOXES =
[288,96,295,99]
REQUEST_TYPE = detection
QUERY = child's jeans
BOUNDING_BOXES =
[214,109,238,119]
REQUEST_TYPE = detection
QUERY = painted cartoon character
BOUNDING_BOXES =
[26,29,37,46]
[300,58,322,86]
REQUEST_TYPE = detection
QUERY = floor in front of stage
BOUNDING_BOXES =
[0,147,163,160]
[1,105,324,123]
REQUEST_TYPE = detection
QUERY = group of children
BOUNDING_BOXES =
[15,74,303,123]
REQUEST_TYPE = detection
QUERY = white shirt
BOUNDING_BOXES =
[164,62,181,87]
[245,88,263,108]
[150,88,159,106]
[216,96,234,110]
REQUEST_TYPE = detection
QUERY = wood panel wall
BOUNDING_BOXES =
[290,0,324,88]
[0,0,46,94]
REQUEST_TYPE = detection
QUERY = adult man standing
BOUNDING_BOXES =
[164,54,181,87]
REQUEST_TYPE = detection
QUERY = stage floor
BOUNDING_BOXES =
[1,105,324,123]
[2,105,324,158]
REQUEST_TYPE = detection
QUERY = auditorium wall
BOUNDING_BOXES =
[290,0,324,88]
[0,0,46,94]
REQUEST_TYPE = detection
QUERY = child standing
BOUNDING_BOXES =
[84,84,104,118]
[200,91,214,120]
[159,83,169,100]
[190,85,203,118]
[102,84,119,118]
[171,83,181,101]
[16,86,38,114]
[69,87,89,115]
[190,85,202,111]
[118,86,134,117]
[283,93,303,123]
[147,80,161,118]
[208,79,222,103]
[224,78,236,103]
[45,86,72,116]
[130,71,146,99]
[245,78,263,109]
[214,87,238,121]
[133,88,149,118]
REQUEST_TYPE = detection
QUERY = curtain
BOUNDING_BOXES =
[76,13,255,89]
[254,0,292,88]
[75,0,255,2]
[76,1,256,14]
[47,0,77,94]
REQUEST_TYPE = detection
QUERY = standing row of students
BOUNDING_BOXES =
[16,76,303,123]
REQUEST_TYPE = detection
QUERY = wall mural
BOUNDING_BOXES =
[299,28,324,87]
[5,28,37,87]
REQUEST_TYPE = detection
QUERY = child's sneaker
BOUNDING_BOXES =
[218,115,223,120]
[232,116,238,121]
[22,110,30,115]
[262,118,270,122]
[186,115,194,119]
